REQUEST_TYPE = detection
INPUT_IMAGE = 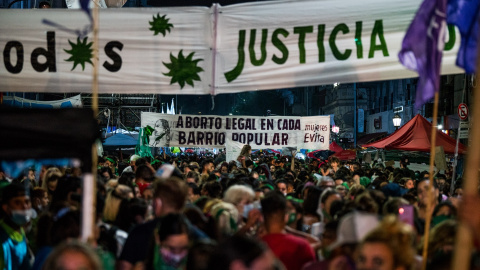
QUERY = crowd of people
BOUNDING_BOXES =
[0,144,480,270]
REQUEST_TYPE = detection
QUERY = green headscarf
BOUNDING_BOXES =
[360,176,371,187]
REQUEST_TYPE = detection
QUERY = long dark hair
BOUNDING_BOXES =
[144,214,190,269]
[157,214,189,242]
[208,235,268,270]
[303,186,322,218]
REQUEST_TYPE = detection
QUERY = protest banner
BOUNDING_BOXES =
[141,112,330,150]
[0,0,462,94]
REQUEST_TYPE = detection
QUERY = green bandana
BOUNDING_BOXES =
[287,212,297,225]
[105,157,116,165]
[286,196,304,204]
[262,184,274,190]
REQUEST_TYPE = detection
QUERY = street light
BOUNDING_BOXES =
[332,125,340,134]
[392,113,401,130]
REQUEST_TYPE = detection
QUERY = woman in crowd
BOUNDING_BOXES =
[103,184,134,223]
[222,185,262,235]
[223,185,255,224]
[143,214,190,270]
[42,241,102,270]
[219,162,229,175]
[41,167,62,202]
[236,145,252,169]
[355,216,416,270]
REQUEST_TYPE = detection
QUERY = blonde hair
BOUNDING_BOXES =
[105,179,119,193]
[103,184,132,223]
[209,201,239,236]
[41,167,62,190]
[346,184,365,201]
[42,240,101,270]
[223,185,255,206]
[360,216,416,270]
[237,145,252,159]
[203,198,222,214]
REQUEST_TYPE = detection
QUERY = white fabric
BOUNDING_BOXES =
[0,0,463,94]
[2,94,82,108]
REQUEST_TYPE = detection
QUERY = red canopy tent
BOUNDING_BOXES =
[363,114,467,154]
[329,141,343,153]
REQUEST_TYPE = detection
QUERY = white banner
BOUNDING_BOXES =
[225,139,244,164]
[0,0,463,94]
[2,94,82,108]
[141,112,330,150]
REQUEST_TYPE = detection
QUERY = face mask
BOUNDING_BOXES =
[160,247,187,268]
[11,208,37,226]
[287,212,297,225]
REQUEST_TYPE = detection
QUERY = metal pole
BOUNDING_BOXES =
[451,74,467,195]
[354,83,357,148]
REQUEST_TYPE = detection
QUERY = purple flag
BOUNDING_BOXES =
[447,0,480,74]
[399,0,447,110]
[80,0,92,21]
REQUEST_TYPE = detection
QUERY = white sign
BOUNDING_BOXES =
[0,0,462,94]
[225,139,244,164]
[141,113,330,150]
[460,121,469,129]
[459,129,469,139]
